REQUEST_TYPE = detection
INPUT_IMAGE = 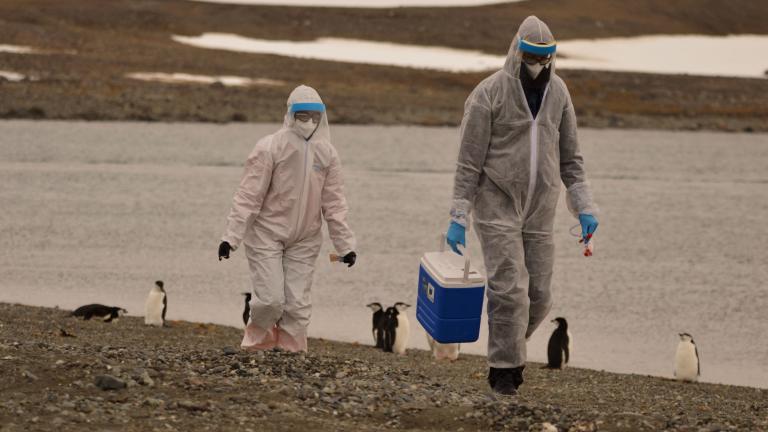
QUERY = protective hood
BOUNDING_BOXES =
[503,15,557,79]
[283,85,331,143]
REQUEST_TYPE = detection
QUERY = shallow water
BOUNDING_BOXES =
[1,120,766,388]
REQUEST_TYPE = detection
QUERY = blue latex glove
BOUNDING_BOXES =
[446,221,466,255]
[579,213,599,244]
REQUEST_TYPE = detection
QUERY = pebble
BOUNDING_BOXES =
[222,347,238,356]
[529,422,558,432]
[22,370,39,381]
[178,400,210,412]
[94,374,127,391]
[143,397,165,407]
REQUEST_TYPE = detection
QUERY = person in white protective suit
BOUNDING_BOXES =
[218,85,356,353]
[446,16,599,396]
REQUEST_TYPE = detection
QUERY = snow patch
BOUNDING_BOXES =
[172,32,768,78]
[0,44,36,54]
[126,72,285,87]
[172,34,504,73]
[0,71,27,82]
[186,0,520,7]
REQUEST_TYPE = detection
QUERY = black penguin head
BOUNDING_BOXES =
[242,292,252,301]
[679,333,694,343]
[366,302,383,312]
[551,317,568,329]
[155,280,165,292]
[384,306,398,318]
[116,308,127,316]
[394,302,410,312]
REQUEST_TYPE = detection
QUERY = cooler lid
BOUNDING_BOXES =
[422,251,484,285]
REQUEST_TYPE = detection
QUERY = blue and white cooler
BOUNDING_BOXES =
[416,236,485,344]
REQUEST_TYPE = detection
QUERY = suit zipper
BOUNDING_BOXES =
[522,86,550,216]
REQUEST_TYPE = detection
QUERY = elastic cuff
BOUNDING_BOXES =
[450,199,472,227]
[565,182,599,218]
[221,236,239,251]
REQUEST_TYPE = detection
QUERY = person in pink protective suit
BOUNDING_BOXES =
[218,85,357,353]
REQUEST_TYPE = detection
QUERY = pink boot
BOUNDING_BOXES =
[276,327,307,353]
[241,324,278,351]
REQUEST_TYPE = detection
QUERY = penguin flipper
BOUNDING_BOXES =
[564,344,570,365]
[695,344,701,376]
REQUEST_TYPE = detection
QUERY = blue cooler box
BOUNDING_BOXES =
[416,248,485,344]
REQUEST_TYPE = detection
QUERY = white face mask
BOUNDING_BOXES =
[525,62,546,79]
[295,119,318,139]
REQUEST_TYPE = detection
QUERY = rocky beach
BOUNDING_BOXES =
[1,303,766,431]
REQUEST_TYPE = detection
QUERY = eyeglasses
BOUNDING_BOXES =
[294,111,322,122]
[522,52,552,66]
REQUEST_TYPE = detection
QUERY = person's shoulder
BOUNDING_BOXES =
[249,130,284,158]
[474,70,505,93]
[315,139,338,160]
[466,70,504,107]
[549,73,570,94]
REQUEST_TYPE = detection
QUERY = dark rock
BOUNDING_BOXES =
[222,346,238,356]
[94,374,126,391]
[178,400,210,411]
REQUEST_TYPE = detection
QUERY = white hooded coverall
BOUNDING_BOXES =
[450,16,598,368]
[222,85,356,352]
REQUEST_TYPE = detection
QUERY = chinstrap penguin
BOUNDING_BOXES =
[366,302,385,349]
[545,317,572,369]
[674,332,700,382]
[72,304,126,322]
[144,280,167,327]
[383,302,410,355]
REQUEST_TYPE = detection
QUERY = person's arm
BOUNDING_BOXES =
[450,87,492,226]
[559,89,598,217]
[221,142,274,251]
[321,147,356,257]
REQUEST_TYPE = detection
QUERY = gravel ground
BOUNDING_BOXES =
[1,303,766,431]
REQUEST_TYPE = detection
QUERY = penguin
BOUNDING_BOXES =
[366,302,385,349]
[674,333,700,382]
[71,304,126,322]
[383,302,411,355]
[242,292,252,326]
[144,280,167,327]
[426,333,460,361]
[546,317,572,369]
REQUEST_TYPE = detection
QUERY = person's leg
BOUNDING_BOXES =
[479,225,528,369]
[473,176,528,395]
[277,232,322,352]
[523,231,555,339]
[241,239,285,351]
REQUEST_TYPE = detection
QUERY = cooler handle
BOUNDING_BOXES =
[440,232,472,282]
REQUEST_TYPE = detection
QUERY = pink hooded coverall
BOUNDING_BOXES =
[222,85,356,352]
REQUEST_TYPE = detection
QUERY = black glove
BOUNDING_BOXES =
[218,241,231,261]
[341,251,356,268]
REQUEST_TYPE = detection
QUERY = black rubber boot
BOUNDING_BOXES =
[488,366,525,396]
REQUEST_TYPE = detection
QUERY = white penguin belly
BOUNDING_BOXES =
[675,342,699,381]
[393,314,410,355]
[145,291,165,326]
